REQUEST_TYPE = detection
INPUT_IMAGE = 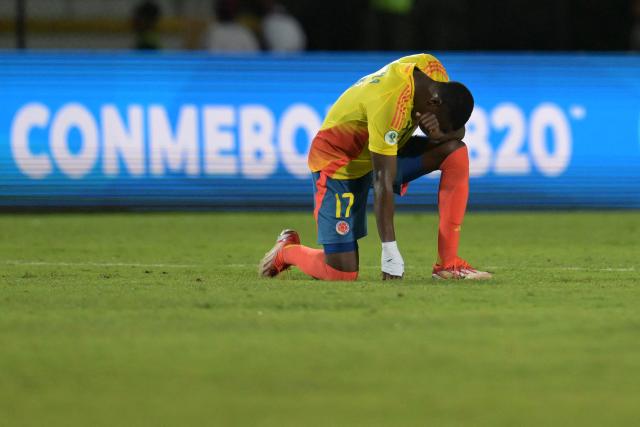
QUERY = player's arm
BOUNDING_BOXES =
[440,126,465,141]
[416,112,465,142]
[371,152,396,242]
[371,152,404,280]
[366,77,411,280]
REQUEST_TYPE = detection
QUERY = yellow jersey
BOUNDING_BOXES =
[307,53,449,180]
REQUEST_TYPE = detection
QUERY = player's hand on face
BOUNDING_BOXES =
[416,112,445,140]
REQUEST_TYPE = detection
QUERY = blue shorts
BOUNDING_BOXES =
[312,171,372,245]
[311,152,425,246]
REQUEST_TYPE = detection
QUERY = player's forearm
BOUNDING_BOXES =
[371,153,398,243]
[373,172,396,242]
[374,177,404,279]
[431,127,465,142]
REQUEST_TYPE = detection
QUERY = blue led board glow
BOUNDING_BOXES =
[0,52,638,209]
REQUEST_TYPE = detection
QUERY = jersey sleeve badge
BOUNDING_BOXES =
[384,130,399,145]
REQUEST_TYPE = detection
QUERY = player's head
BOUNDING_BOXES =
[431,81,474,132]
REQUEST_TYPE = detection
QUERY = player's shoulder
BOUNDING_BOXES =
[386,61,415,79]
[395,53,449,82]
[345,62,411,105]
[356,61,409,86]
[395,53,443,66]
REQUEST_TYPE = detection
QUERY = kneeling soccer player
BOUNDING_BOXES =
[259,53,491,281]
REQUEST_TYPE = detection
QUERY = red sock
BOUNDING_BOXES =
[278,245,358,281]
[437,146,469,266]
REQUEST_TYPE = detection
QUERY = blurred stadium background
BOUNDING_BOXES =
[0,0,639,210]
[1,1,640,426]
[0,0,638,51]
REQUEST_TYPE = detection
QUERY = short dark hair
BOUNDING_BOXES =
[439,82,474,130]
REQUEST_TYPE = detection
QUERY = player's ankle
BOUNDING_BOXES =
[274,250,287,271]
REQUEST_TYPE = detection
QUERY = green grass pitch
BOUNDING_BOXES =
[1,211,639,426]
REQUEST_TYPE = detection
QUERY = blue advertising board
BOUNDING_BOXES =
[0,52,638,209]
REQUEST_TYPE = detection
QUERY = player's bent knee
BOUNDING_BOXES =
[324,250,359,273]
[442,139,466,155]
[324,251,359,281]
[436,140,467,170]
